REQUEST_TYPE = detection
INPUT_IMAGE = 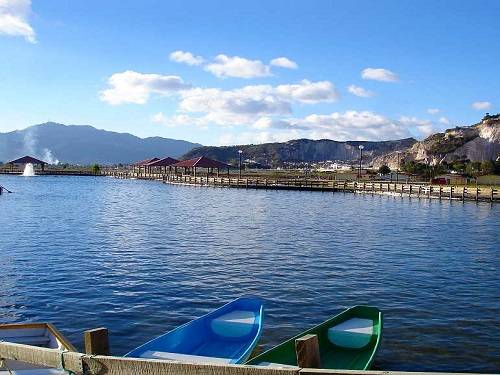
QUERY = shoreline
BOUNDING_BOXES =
[104,170,499,203]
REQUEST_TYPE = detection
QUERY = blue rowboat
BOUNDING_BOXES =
[125,297,264,365]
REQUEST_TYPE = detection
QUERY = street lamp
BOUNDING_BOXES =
[358,145,364,180]
[396,151,401,182]
[238,149,243,178]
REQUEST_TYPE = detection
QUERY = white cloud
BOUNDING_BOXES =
[427,108,440,114]
[399,116,435,138]
[361,68,399,82]
[175,80,337,126]
[218,129,302,146]
[270,57,298,69]
[204,54,271,78]
[347,85,373,98]
[0,0,36,43]
[276,80,339,103]
[178,85,291,125]
[438,116,450,125]
[472,101,491,110]
[99,70,191,105]
[169,50,204,66]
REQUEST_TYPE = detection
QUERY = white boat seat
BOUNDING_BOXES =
[210,310,256,338]
[140,350,231,364]
[3,336,51,346]
[328,318,373,349]
[256,362,300,369]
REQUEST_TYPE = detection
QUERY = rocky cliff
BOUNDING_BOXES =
[373,114,500,169]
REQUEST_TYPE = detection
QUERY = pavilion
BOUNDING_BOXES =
[7,155,48,171]
[132,157,160,174]
[145,157,179,173]
[170,156,231,177]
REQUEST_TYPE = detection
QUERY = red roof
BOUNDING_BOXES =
[146,157,179,167]
[8,155,47,165]
[171,156,230,169]
[133,157,160,166]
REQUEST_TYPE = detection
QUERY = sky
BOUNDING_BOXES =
[0,0,499,146]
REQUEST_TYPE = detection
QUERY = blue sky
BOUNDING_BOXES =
[0,0,498,145]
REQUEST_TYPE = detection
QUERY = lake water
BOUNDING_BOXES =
[0,175,498,372]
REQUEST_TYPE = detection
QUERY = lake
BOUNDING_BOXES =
[0,175,498,372]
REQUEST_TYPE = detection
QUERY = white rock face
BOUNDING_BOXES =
[373,116,500,169]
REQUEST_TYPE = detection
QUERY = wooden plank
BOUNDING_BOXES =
[47,323,77,352]
[84,327,110,355]
[295,334,321,369]
[79,356,298,375]
[0,341,64,370]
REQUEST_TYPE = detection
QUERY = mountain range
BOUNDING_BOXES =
[1,116,498,167]
[0,122,201,165]
[183,138,417,167]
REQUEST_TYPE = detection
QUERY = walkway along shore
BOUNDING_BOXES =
[104,170,499,203]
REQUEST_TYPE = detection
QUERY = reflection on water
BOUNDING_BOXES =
[0,175,498,372]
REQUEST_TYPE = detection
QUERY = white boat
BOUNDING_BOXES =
[0,323,75,374]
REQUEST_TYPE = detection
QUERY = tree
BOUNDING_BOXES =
[378,165,391,175]
[92,164,101,174]
[480,160,494,175]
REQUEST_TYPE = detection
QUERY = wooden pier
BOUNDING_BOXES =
[0,339,484,375]
[104,170,499,203]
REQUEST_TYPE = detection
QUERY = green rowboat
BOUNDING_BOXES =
[246,305,382,370]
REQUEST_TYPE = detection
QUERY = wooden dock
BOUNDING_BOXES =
[0,339,485,375]
[104,171,499,203]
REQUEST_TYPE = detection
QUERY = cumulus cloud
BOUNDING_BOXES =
[0,0,36,43]
[438,116,450,125]
[205,54,271,78]
[361,68,399,82]
[172,80,338,126]
[218,111,440,144]
[169,50,204,66]
[270,57,298,69]
[276,80,339,103]
[399,116,435,137]
[427,108,440,114]
[347,85,373,98]
[99,70,191,105]
[218,129,302,146]
[472,101,491,110]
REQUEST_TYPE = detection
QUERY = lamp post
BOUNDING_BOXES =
[238,149,243,178]
[358,145,364,180]
[396,151,400,182]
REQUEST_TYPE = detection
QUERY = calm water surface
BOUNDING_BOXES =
[0,175,498,372]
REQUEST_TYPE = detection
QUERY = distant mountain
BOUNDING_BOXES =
[0,122,201,165]
[183,138,417,168]
[373,114,500,169]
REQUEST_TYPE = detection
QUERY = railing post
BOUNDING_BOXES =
[84,327,110,355]
[295,334,321,368]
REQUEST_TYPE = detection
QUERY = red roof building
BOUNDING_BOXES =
[170,156,231,176]
[132,157,160,166]
[146,157,179,167]
[171,156,230,169]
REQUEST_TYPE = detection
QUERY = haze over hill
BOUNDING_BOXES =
[0,122,201,165]
[183,138,417,168]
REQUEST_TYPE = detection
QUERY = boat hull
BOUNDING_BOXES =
[0,323,75,374]
[126,297,264,365]
[246,305,382,370]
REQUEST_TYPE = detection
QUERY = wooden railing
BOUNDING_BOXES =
[104,171,499,202]
[0,340,482,375]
